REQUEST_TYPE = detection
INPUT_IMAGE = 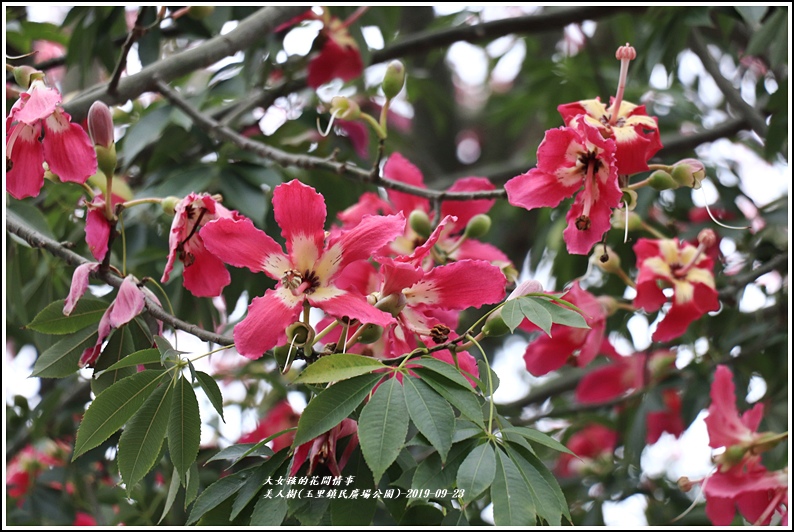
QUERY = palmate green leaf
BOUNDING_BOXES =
[100,348,162,374]
[91,327,137,397]
[294,353,387,384]
[518,298,553,335]
[413,369,485,429]
[195,371,225,422]
[154,335,187,364]
[533,297,589,329]
[159,467,182,524]
[27,298,108,335]
[501,426,574,455]
[293,373,382,447]
[491,447,536,526]
[169,375,201,484]
[118,379,173,494]
[186,466,255,525]
[402,376,454,463]
[410,440,475,496]
[358,378,409,483]
[456,442,496,504]
[414,356,474,390]
[206,443,274,464]
[507,442,570,523]
[31,325,98,378]
[73,370,167,459]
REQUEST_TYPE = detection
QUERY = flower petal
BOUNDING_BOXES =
[706,365,760,449]
[85,205,111,262]
[200,217,287,279]
[183,248,231,298]
[383,153,430,214]
[108,276,145,328]
[320,213,405,280]
[42,111,97,184]
[440,176,496,231]
[312,292,395,327]
[6,122,45,200]
[64,263,101,315]
[405,260,505,310]
[272,180,327,269]
[234,289,301,359]
[13,82,62,125]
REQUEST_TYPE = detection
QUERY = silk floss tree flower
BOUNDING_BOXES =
[5,72,97,199]
[200,179,405,359]
[161,193,244,298]
[633,229,720,342]
[505,120,621,255]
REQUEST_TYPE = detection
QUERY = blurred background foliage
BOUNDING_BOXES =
[5,5,788,526]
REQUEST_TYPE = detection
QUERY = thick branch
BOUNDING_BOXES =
[369,6,647,64]
[155,79,506,201]
[689,31,768,139]
[61,6,308,122]
[6,211,234,346]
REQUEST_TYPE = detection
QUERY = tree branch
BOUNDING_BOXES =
[369,6,647,64]
[689,31,768,139]
[61,6,308,122]
[154,79,506,201]
[6,211,234,346]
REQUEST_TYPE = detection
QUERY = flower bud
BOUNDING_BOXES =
[671,158,706,189]
[286,321,315,347]
[616,43,637,61]
[12,66,37,89]
[610,209,642,231]
[329,96,360,121]
[382,60,406,99]
[94,144,117,179]
[677,476,694,493]
[356,324,383,344]
[463,213,491,239]
[718,444,748,470]
[591,244,621,274]
[482,312,510,338]
[374,292,407,317]
[162,196,181,215]
[697,228,717,249]
[408,209,432,238]
[647,169,679,191]
[88,101,115,149]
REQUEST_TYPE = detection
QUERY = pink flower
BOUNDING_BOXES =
[161,193,243,298]
[239,401,300,453]
[291,419,359,476]
[200,180,405,359]
[634,237,720,342]
[73,512,98,526]
[558,97,662,175]
[505,120,621,255]
[556,424,617,477]
[522,282,607,376]
[705,365,765,457]
[704,465,788,526]
[6,79,97,199]
[84,193,123,262]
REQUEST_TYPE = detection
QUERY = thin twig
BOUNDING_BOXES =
[108,7,149,94]
[154,78,506,201]
[6,211,234,346]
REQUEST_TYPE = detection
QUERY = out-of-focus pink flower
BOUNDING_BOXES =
[32,41,66,84]
[161,193,243,298]
[557,424,618,477]
[201,180,404,359]
[705,365,765,459]
[505,120,621,255]
[239,401,301,452]
[6,78,97,199]
[522,282,607,376]
[634,237,720,342]
[646,389,684,444]
[6,440,70,500]
[558,97,662,175]
[73,512,98,526]
[291,419,359,476]
[704,464,788,526]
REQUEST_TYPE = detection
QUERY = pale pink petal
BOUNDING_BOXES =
[312,292,395,328]
[6,122,45,199]
[200,217,287,279]
[406,260,505,310]
[79,309,113,367]
[234,290,300,359]
[64,263,101,315]
[13,83,61,125]
[183,248,231,298]
[506,168,579,211]
[440,177,495,231]
[383,153,430,214]
[108,276,145,328]
[42,110,97,184]
[85,206,111,262]
[272,180,327,266]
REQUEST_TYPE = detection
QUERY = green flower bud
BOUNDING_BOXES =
[13,66,37,89]
[464,213,491,239]
[718,444,747,470]
[648,169,679,190]
[408,209,432,238]
[330,96,361,121]
[356,324,383,344]
[610,209,642,231]
[671,158,706,189]
[591,244,621,274]
[482,312,510,337]
[374,292,407,317]
[382,60,406,99]
[161,196,181,215]
[95,144,117,179]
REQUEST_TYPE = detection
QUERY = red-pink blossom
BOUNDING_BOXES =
[558,97,662,175]
[704,464,788,526]
[291,419,359,476]
[73,512,98,526]
[556,424,618,477]
[161,193,243,298]
[200,180,404,359]
[239,400,300,453]
[522,282,607,376]
[84,193,123,262]
[505,121,621,255]
[6,79,97,199]
[705,365,765,453]
[634,238,720,342]
[646,389,684,444]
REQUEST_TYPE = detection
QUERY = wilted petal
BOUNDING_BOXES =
[85,204,111,262]
[64,263,101,315]
[108,276,145,328]
[183,248,231,298]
